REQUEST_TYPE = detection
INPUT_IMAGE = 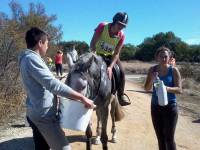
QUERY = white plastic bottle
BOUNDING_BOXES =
[153,73,168,106]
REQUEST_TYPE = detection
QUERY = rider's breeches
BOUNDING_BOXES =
[116,59,125,96]
[102,57,125,96]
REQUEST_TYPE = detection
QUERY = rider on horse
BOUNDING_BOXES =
[90,12,131,106]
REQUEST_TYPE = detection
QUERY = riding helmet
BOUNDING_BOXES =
[112,12,128,26]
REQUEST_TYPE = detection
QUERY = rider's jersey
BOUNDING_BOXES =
[95,22,125,57]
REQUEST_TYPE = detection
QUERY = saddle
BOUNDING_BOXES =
[93,56,122,106]
[111,64,121,94]
[98,55,121,94]
[93,56,111,106]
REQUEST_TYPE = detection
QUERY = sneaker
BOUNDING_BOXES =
[118,94,131,106]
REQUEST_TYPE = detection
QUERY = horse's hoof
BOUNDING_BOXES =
[92,138,101,145]
[103,146,108,150]
[111,138,117,143]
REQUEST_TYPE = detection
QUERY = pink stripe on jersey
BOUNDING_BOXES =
[94,22,125,46]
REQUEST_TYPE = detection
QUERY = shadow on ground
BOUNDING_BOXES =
[0,137,34,150]
[11,124,26,128]
[0,135,88,150]
[192,118,200,123]
[68,135,87,143]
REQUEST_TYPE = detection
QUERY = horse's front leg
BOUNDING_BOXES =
[110,95,117,143]
[100,106,109,150]
[86,121,93,150]
[93,109,101,145]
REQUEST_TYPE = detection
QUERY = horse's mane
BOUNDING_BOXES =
[72,53,96,71]
[67,52,111,105]
[67,53,101,96]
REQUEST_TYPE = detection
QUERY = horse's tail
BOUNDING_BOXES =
[114,96,124,122]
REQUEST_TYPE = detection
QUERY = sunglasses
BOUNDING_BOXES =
[117,23,126,28]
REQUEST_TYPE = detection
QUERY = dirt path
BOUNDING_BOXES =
[0,80,200,150]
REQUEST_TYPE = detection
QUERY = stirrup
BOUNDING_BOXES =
[118,93,131,106]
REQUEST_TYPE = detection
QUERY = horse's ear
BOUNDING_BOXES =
[94,54,102,66]
[91,54,101,69]
[91,53,100,65]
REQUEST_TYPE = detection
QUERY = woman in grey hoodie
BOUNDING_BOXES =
[18,27,95,150]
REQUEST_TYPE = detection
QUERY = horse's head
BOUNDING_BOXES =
[66,71,88,95]
[65,52,111,106]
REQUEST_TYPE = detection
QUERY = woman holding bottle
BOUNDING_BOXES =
[144,46,182,150]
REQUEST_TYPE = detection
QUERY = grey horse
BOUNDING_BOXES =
[65,52,124,150]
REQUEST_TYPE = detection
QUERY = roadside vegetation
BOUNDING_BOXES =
[0,0,61,124]
[0,0,199,125]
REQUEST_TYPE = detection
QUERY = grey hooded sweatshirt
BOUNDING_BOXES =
[18,49,73,120]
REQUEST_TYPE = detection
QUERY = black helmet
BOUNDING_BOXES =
[113,12,128,26]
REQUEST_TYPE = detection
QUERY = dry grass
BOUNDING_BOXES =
[122,60,154,74]
[179,62,200,82]
[0,90,25,124]
[0,62,25,125]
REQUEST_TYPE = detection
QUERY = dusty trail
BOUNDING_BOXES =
[0,80,200,150]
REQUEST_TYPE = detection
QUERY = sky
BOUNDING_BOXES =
[1,0,200,45]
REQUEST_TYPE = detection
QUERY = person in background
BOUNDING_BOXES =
[169,51,176,66]
[90,12,131,106]
[144,46,182,150]
[18,27,95,150]
[55,50,63,77]
[46,56,53,70]
[66,45,78,69]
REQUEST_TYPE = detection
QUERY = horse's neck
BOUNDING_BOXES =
[66,53,75,69]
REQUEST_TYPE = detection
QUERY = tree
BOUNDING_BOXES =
[135,37,156,61]
[58,40,89,55]
[0,0,63,122]
[120,43,137,60]
[135,31,193,62]
[190,45,200,62]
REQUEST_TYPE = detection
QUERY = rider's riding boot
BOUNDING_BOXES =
[118,94,131,106]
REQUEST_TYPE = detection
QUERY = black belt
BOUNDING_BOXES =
[152,102,177,107]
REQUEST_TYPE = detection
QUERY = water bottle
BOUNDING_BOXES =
[153,72,168,106]
[153,72,160,90]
